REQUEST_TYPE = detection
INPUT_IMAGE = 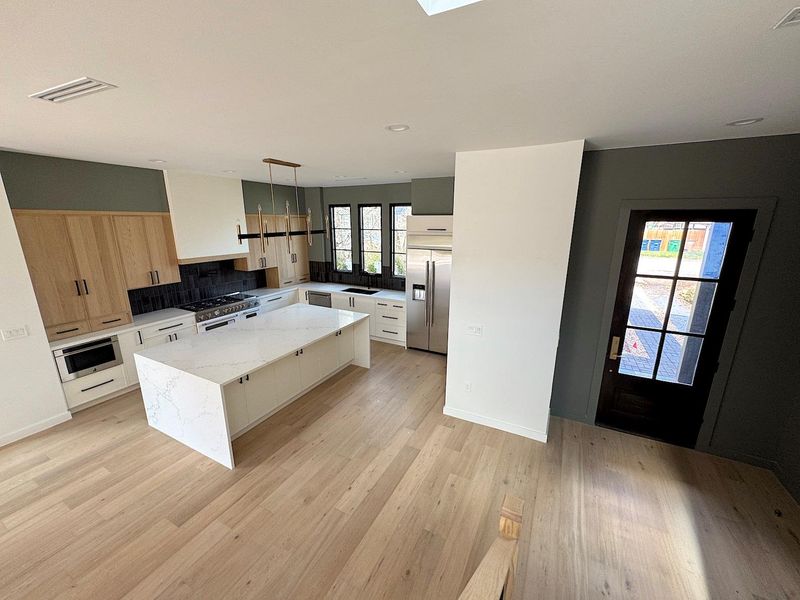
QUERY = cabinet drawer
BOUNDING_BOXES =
[260,292,295,312]
[90,311,132,332]
[140,317,193,340]
[143,325,196,348]
[46,320,91,342]
[375,300,405,312]
[63,364,127,410]
[373,323,406,341]
[375,308,406,325]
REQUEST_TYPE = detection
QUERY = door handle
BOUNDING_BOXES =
[83,279,89,295]
[75,280,82,296]
[149,271,154,285]
[609,336,621,360]
[155,270,160,284]
[430,262,435,326]
[424,261,430,326]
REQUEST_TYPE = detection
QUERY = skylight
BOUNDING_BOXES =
[416,0,484,16]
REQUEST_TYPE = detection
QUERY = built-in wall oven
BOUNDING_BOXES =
[53,336,123,383]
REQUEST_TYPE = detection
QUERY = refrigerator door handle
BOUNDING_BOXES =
[425,260,430,326]
[430,261,436,326]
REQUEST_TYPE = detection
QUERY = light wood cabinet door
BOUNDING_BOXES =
[114,215,180,288]
[234,214,272,271]
[269,215,296,286]
[290,216,311,283]
[65,215,132,329]
[113,215,154,289]
[144,215,180,285]
[14,213,87,328]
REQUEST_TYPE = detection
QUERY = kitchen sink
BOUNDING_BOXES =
[341,287,380,295]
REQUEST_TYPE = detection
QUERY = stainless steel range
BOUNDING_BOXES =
[181,293,261,333]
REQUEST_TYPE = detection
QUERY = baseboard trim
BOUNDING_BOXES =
[0,411,72,448]
[443,405,548,443]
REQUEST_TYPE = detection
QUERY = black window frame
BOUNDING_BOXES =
[390,203,412,279]
[358,203,383,276]
[329,204,353,273]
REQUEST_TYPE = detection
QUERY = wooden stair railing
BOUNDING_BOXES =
[458,494,524,600]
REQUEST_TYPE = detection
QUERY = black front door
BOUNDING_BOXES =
[597,209,755,447]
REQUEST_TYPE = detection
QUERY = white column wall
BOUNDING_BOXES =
[444,140,585,442]
[0,175,70,446]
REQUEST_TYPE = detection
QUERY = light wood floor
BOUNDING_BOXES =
[1,342,799,599]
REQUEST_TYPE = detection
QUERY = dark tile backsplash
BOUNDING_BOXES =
[310,261,405,292]
[128,260,267,315]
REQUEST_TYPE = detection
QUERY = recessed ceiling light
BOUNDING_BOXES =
[774,7,800,29]
[29,77,117,103]
[386,124,410,132]
[222,170,236,174]
[394,170,407,174]
[148,159,167,164]
[334,175,368,181]
[725,118,764,127]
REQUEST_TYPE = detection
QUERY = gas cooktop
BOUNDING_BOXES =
[181,293,260,322]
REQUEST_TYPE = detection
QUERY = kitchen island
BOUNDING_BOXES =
[134,303,370,468]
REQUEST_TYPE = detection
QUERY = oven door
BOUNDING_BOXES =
[53,337,122,382]
[198,315,239,334]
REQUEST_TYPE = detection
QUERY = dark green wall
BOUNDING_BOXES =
[550,134,800,500]
[411,177,454,215]
[241,180,306,215]
[0,151,168,211]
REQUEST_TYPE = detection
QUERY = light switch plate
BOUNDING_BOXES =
[1,326,28,341]
[466,324,483,336]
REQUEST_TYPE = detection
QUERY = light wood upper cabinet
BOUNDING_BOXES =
[14,212,88,330]
[14,211,134,340]
[114,214,180,289]
[233,214,278,272]
[265,214,311,288]
[65,214,132,329]
[290,215,311,283]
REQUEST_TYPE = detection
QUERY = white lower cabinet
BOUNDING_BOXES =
[259,289,299,313]
[63,364,127,410]
[119,319,197,385]
[222,327,357,438]
[331,294,351,311]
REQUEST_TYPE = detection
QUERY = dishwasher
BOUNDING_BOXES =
[307,291,332,307]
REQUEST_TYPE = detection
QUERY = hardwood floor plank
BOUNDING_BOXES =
[0,341,797,599]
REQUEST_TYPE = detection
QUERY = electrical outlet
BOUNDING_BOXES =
[1,326,28,341]
[464,381,472,392]
[466,324,483,336]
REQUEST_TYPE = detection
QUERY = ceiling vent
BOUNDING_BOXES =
[774,7,800,29]
[29,77,117,103]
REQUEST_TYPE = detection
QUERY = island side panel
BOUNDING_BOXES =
[353,319,371,369]
[135,354,235,469]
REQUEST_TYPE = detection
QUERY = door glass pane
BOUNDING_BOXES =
[619,328,662,379]
[668,280,717,334]
[656,334,703,385]
[636,221,686,276]
[678,222,732,278]
[627,277,672,329]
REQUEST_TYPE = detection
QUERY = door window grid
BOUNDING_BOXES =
[391,204,411,277]
[330,205,353,273]
[359,204,382,275]
[619,220,731,385]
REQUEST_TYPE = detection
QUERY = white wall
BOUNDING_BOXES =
[0,175,70,447]
[444,140,584,442]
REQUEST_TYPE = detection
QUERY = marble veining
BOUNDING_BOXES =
[135,304,369,386]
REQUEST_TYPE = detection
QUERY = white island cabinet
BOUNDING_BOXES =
[135,304,370,468]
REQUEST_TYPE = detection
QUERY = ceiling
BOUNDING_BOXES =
[1,0,798,187]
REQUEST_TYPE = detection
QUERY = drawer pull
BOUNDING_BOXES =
[56,327,80,335]
[158,322,184,331]
[80,378,114,393]
[267,296,283,302]
[377,302,387,306]
[382,316,399,320]
[382,330,398,335]
[102,318,122,325]
[392,305,403,309]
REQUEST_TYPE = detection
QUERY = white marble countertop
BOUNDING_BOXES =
[249,282,405,303]
[135,303,369,386]
[49,307,194,351]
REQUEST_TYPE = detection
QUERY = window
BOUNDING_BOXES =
[330,205,353,272]
[391,204,411,277]
[359,204,382,275]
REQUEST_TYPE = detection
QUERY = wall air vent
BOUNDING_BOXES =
[774,7,800,29]
[29,77,117,103]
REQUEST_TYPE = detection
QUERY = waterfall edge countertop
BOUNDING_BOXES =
[135,303,369,386]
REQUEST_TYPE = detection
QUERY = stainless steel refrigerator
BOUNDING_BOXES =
[406,245,451,354]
